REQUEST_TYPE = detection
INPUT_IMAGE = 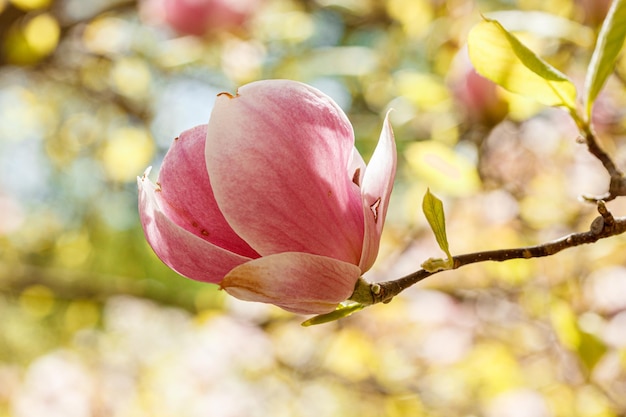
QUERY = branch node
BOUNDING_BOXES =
[596,200,615,229]
[609,176,626,200]
[591,216,605,235]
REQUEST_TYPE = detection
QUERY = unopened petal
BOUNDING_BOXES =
[359,111,397,272]
[220,252,362,314]
[206,80,364,265]
[158,125,258,258]
[138,174,252,283]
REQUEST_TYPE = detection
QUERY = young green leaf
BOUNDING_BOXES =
[421,257,453,273]
[468,17,578,111]
[301,303,365,326]
[422,188,451,259]
[584,0,626,120]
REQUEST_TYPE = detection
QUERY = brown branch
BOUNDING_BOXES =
[351,201,626,306]
[582,127,621,178]
[579,124,626,202]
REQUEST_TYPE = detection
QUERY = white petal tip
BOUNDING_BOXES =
[138,167,153,186]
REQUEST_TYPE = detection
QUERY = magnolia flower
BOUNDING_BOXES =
[449,49,507,125]
[140,0,262,36]
[138,80,396,314]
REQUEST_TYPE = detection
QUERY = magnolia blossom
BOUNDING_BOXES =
[140,0,262,36]
[449,49,507,125]
[138,80,396,314]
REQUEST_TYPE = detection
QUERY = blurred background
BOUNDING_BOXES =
[2,0,626,415]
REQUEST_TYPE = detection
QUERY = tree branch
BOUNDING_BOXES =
[579,124,626,202]
[351,201,626,306]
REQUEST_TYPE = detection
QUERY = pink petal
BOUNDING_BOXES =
[359,111,397,272]
[205,80,364,265]
[158,125,258,258]
[138,173,252,283]
[219,252,362,314]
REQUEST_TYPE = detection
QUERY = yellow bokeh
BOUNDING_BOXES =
[460,342,524,400]
[101,126,155,182]
[156,37,204,68]
[194,287,224,312]
[19,285,55,318]
[519,175,577,229]
[256,8,314,43]
[485,257,535,286]
[3,13,59,64]
[323,328,376,381]
[430,113,460,145]
[549,298,581,350]
[519,0,573,17]
[79,56,113,92]
[575,385,616,417]
[316,0,374,16]
[384,394,424,417]
[395,71,452,111]
[24,13,60,56]
[64,300,100,332]
[10,0,50,10]
[54,230,92,268]
[111,57,152,99]
[82,17,129,55]
[386,0,433,39]
[405,140,481,197]
[544,384,577,417]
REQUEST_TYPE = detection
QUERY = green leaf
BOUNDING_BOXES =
[468,17,578,110]
[485,11,594,47]
[584,0,626,119]
[301,303,365,326]
[422,188,451,259]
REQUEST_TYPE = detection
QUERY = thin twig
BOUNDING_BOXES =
[352,202,626,305]
[579,124,626,202]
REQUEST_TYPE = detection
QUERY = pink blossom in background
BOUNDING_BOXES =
[140,0,263,36]
[576,0,612,26]
[138,80,396,314]
[448,48,508,125]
